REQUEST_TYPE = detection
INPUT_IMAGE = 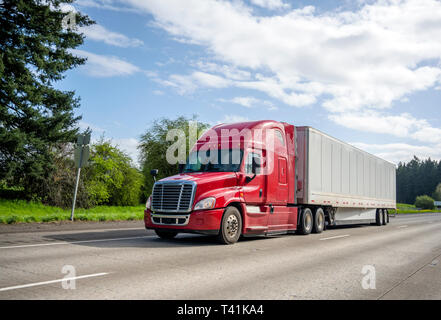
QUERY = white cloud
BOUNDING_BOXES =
[122,0,441,111]
[224,96,259,108]
[329,111,441,144]
[351,142,441,164]
[411,127,441,144]
[195,61,251,81]
[220,114,251,123]
[71,49,140,77]
[80,24,144,47]
[219,96,278,110]
[249,0,290,10]
[113,138,140,165]
[160,71,231,94]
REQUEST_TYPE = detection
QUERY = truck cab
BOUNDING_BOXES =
[144,120,299,244]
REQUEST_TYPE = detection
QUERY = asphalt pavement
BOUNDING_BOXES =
[1,213,440,299]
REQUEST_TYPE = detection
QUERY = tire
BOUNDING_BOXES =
[298,208,313,235]
[218,206,242,244]
[312,207,325,234]
[382,209,387,225]
[386,210,390,224]
[376,209,383,226]
[155,230,178,240]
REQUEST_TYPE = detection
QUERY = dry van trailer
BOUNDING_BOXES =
[295,126,396,226]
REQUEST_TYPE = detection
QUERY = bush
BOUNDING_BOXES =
[415,195,435,210]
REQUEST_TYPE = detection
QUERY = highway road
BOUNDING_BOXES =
[1,213,441,300]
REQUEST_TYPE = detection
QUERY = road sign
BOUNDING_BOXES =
[77,133,91,146]
[74,145,90,168]
[71,133,92,221]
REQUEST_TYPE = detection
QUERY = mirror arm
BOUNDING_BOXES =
[245,173,256,183]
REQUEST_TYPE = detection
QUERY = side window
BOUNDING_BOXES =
[275,130,285,146]
[245,152,262,175]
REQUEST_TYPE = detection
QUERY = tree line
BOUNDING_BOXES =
[397,157,441,205]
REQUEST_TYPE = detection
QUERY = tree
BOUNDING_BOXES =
[433,183,441,201]
[85,139,143,206]
[41,143,90,208]
[138,116,209,199]
[415,195,435,210]
[0,0,94,198]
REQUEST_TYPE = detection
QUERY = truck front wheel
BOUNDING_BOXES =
[155,230,178,240]
[218,206,242,245]
[298,208,313,235]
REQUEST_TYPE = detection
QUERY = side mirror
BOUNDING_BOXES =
[251,157,261,174]
[150,169,158,182]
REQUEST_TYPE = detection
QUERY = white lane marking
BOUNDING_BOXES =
[0,273,109,292]
[397,225,408,229]
[319,234,350,241]
[0,235,155,250]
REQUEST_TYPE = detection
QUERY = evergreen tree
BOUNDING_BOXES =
[0,0,94,197]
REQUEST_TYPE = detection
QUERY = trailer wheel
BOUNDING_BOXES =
[298,208,313,235]
[386,210,390,224]
[375,209,383,226]
[218,206,242,245]
[155,230,178,239]
[312,208,325,234]
[382,210,387,225]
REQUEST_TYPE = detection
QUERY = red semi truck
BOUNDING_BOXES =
[144,120,396,244]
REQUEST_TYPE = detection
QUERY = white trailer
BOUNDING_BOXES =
[296,126,396,225]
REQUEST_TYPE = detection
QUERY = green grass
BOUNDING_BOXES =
[0,199,145,224]
[388,203,440,214]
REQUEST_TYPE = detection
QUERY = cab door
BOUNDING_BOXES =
[242,149,265,205]
[267,128,293,231]
[242,149,270,231]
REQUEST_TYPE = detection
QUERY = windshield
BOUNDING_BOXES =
[182,149,243,173]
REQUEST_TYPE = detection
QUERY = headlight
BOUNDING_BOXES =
[146,196,152,210]
[194,197,216,210]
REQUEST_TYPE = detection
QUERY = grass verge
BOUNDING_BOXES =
[388,203,440,214]
[0,199,144,224]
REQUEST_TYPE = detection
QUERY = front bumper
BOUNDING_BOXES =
[144,208,224,235]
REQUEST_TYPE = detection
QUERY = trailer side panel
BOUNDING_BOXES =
[296,127,396,209]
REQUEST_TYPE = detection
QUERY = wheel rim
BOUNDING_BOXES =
[305,213,312,231]
[318,213,324,230]
[226,214,239,237]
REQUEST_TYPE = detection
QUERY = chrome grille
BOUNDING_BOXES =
[151,181,196,213]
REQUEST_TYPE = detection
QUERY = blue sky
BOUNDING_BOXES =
[58,0,441,164]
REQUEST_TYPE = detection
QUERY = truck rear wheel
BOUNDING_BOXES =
[376,209,383,226]
[155,230,178,239]
[218,206,242,245]
[382,209,387,225]
[298,208,313,235]
[312,208,325,234]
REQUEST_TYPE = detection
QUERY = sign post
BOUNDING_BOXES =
[70,133,91,221]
